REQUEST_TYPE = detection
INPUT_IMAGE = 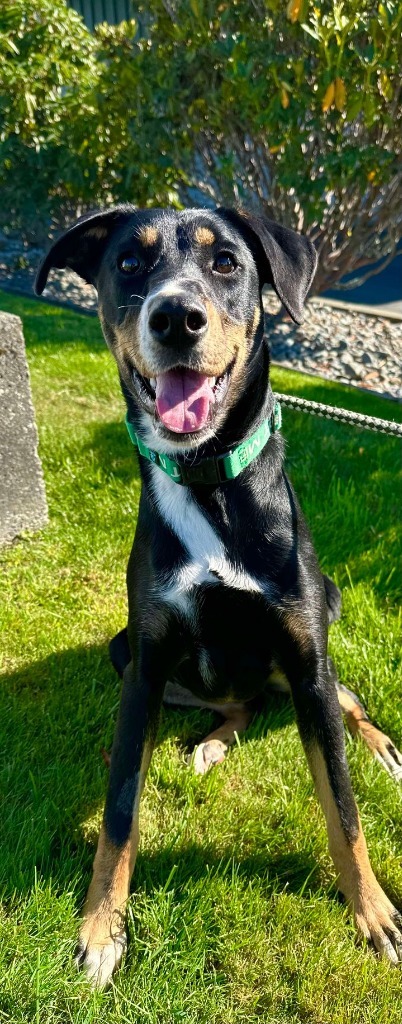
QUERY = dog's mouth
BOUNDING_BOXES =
[131,364,232,434]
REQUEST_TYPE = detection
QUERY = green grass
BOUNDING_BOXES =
[0,288,401,1023]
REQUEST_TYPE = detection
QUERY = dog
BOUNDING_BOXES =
[36,205,402,987]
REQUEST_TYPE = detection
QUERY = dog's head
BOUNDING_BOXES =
[36,206,316,449]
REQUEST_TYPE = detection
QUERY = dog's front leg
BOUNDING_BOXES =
[76,650,165,988]
[281,618,402,963]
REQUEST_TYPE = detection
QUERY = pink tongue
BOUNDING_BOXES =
[155,369,214,433]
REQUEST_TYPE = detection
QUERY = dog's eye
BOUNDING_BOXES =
[118,254,141,274]
[213,252,237,275]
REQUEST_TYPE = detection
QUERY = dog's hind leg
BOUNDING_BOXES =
[108,664,252,776]
[323,574,342,625]
[191,701,254,775]
[336,680,402,783]
[163,682,253,774]
[326,656,402,782]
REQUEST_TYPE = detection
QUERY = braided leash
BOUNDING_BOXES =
[274,392,402,437]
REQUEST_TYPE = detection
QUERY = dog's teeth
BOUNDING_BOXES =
[150,378,156,390]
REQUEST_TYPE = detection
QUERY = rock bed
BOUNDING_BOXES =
[263,293,401,402]
[1,231,401,401]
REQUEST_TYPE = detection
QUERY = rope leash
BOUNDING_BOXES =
[274,392,402,437]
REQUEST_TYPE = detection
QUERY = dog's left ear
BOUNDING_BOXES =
[217,208,317,323]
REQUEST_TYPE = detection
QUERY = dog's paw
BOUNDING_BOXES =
[360,722,402,782]
[191,738,228,775]
[354,884,402,964]
[374,736,402,783]
[75,910,127,989]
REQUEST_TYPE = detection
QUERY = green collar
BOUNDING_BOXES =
[125,402,281,486]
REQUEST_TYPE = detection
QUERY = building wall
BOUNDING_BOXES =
[68,1,133,31]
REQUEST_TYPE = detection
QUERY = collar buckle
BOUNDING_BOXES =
[179,458,223,487]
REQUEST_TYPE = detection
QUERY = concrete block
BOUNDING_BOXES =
[0,310,48,544]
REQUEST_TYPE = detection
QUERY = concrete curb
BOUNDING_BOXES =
[311,295,402,322]
[0,282,97,317]
[270,359,400,405]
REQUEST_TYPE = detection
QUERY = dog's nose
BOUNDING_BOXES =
[148,294,208,346]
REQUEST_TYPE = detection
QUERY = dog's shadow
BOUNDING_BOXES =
[0,641,316,910]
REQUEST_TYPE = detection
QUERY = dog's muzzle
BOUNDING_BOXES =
[135,283,232,435]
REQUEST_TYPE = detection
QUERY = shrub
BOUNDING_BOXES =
[92,19,188,209]
[0,0,100,241]
[127,0,402,292]
[1,0,401,292]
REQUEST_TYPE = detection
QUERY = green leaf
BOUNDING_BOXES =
[300,22,320,41]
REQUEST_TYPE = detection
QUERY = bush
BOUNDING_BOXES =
[1,0,401,291]
[0,3,183,242]
[0,1,100,241]
[127,0,402,292]
[92,19,188,209]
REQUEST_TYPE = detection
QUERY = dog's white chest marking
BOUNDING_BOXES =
[149,467,267,614]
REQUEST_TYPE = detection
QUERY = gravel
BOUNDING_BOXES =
[263,292,401,402]
[1,230,401,401]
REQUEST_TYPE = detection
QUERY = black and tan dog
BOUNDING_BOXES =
[36,206,402,987]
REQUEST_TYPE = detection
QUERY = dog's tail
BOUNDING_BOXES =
[323,574,342,625]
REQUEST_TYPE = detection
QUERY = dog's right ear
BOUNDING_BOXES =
[35,206,134,295]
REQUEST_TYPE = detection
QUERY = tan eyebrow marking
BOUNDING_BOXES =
[139,226,159,247]
[194,226,215,246]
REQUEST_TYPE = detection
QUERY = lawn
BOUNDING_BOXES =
[0,289,401,1024]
